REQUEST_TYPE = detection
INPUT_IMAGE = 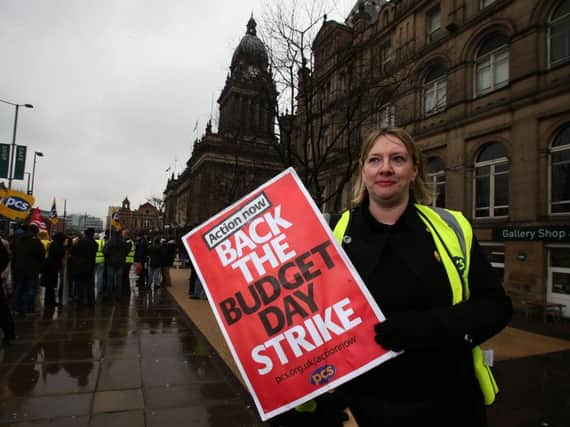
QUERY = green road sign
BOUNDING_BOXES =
[0,144,10,179]
[13,145,26,180]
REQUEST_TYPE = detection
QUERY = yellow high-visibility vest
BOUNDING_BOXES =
[125,239,135,264]
[41,239,51,258]
[332,204,498,406]
[95,240,105,264]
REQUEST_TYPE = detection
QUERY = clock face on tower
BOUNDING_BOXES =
[247,65,259,78]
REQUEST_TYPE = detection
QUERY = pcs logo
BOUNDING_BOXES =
[4,197,30,212]
[310,365,336,386]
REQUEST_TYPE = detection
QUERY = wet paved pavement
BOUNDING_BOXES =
[0,288,264,427]
[169,267,570,427]
[486,313,570,427]
[489,348,570,427]
[2,272,570,427]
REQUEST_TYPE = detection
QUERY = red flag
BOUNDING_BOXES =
[29,208,48,231]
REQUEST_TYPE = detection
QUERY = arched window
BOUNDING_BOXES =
[424,63,447,115]
[427,157,446,207]
[474,142,509,217]
[475,33,509,96]
[549,0,570,66]
[550,125,570,213]
[376,95,395,128]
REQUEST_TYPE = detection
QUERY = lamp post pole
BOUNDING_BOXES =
[0,99,34,189]
[8,104,20,189]
[30,151,44,195]
[24,172,31,194]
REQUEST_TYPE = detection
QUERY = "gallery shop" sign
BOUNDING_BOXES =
[492,226,570,241]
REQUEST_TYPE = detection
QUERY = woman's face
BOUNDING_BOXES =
[362,134,418,207]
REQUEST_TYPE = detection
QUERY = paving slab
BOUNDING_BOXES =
[166,267,570,427]
[0,272,262,426]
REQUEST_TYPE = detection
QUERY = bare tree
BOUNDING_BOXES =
[146,195,165,215]
[259,0,417,212]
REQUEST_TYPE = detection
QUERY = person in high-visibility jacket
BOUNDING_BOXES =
[121,229,135,297]
[94,233,106,297]
[273,128,512,427]
[38,230,51,258]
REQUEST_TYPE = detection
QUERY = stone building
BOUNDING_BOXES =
[64,214,104,233]
[307,0,570,313]
[164,1,570,313]
[164,16,282,229]
[107,197,160,234]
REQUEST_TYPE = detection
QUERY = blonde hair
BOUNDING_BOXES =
[352,127,432,206]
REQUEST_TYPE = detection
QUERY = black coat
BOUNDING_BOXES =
[103,237,129,268]
[0,239,9,273]
[340,202,512,427]
[134,238,148,263]
[13,232,45,275]
[148,243,163,269]
[44,240,65,275]
[165,241,177,266]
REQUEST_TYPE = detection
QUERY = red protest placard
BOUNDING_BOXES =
[182,168,396,421]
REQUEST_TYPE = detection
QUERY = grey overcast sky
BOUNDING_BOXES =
[0,0,354,222]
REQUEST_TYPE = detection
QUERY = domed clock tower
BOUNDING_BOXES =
[217,16,276,139]
[163,15,282,227]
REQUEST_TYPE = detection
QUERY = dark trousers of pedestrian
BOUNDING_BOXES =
[122,263,131,296]
[15,273,39,315]
[67,265,75,300]
[136,262,147,287]
[0,280,15,341]
[192,275,205,299]
[188,270,194,296]
[107,266,123,300]
[94,264,105,296]
[57,269,65,305]
[43,270,60,307]
[75,272,95,306]
[161,266,171,287]
[150,267,161,289]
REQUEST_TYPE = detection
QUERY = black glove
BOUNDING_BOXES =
[374,311,443,352]
[269,391,349,427]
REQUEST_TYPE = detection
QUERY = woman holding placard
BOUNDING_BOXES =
[272,128,511,427]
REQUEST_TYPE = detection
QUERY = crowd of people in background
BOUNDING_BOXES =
[0,224,185,345]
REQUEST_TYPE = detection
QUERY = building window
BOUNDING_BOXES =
[475,33,509,96]
[382,10,390,27]
[549,0,570,67]
[427,6,441,43]
[548,247,570,295]
[427,157,446,208]
[480,0,497,9]
[377,102,395,128]
[381,41,393,74]
[480,243,505,285]
[474,142,509,218]
[550,125,570,214]
[423,64,447,115]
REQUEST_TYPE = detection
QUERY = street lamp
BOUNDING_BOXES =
[30,151,43,195]
[24,172,31,194]
[0,99,34,189]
